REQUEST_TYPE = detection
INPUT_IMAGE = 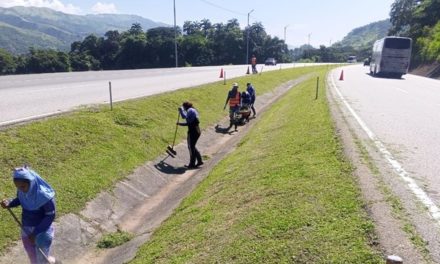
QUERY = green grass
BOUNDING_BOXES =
[129,69,383,263]
[0,66,324,251]
[355,135,431,261]
[97,230,133,249]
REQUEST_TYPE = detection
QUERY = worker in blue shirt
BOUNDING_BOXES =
[178,101,203,169]
[246,82,257,117]
[1,166,56,264]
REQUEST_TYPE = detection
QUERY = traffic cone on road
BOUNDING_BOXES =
[339,70,344,81]
[219,68,224,78]
[246,66,250,74]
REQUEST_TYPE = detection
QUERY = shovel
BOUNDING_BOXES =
[166,111,180,158]
[6,207,62,264]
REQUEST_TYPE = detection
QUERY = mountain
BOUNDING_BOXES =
[0,6,169,54]
[335,19,392,49]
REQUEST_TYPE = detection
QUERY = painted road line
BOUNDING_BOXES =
[395,87,409,94]
[330,71,440,222]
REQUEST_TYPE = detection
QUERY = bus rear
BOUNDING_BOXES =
[370,37,412,78]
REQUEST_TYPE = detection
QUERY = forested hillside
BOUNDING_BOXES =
[0,6,166,54]
[389,0,440,76]
[291,20,390,63]
[337,20,391,49]
[0,19,290,74]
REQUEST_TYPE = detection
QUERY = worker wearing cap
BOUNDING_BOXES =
[223,82,241,131]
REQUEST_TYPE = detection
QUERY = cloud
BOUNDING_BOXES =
[0,0,82,14]
[91,2,118,14]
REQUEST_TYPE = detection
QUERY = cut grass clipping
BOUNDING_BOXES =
[129,69,383,263]
[0,65,326,251]
[97,230,133,249]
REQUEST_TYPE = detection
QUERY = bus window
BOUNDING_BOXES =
[384,38,411,49]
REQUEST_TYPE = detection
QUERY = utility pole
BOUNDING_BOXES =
[174,0,178,67]
[246,9,254,65]
[284,24,289,42]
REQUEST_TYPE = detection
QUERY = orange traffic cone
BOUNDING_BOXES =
[219,68,224,78]
[339,70,344,81]
[246,66,250,74]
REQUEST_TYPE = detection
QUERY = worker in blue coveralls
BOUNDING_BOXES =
[178,101,203,169]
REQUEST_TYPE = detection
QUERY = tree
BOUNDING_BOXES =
[79,34,103,69]
[389,0,419,36]
[145,27,179,67]
[101,30,121,69]
[183,21,201,35]
[209,19,243,65]
[128,23,144,35]
[24,48,70,73]
[116,33,147,69]
[0,48,16,74]
[180,34,213,66]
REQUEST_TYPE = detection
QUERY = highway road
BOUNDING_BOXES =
[330,64,440,260]
[0,63,315,126]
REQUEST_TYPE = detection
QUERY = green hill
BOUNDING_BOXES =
[0,6,168,54]
[335,19,391,49]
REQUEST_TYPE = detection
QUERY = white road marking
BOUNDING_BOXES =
[330,71,440,222]
[395,87,409,94]
[0,111,64,127]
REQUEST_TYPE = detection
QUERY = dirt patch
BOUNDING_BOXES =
[0,75,312,264]
[410,62,440,79]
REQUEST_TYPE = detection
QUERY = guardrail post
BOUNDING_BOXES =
[109,81,113,111]
[315,77,319,100]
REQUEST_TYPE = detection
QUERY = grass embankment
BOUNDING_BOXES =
[129,69,383,263]
[0,66,322,251]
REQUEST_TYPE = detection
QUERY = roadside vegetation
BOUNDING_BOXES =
[129,68,383,263]
[0,66,325,251]
[389,0,440,66]
[97,230,133,249]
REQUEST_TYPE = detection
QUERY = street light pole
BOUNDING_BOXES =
[246,9,254,65]
[174,0,178,67]
[284,24,289,42]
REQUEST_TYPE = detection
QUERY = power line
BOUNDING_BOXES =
[198,0,246,17]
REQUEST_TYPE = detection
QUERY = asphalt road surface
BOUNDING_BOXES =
[0,63,318,126]
[331,64,440,260]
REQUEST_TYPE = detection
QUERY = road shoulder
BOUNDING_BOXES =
[326,70,428,263]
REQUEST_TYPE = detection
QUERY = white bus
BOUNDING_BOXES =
[370,36,412,78]
[347,56,357,63]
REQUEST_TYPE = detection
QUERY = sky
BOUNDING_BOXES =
[0,0,396,48]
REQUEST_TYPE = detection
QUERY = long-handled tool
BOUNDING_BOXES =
[166,111,180,158]
[6,207,61,264]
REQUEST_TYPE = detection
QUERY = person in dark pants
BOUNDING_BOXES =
[246,82,257,117]
[1,166,56,264]
[223,82,241,131]
[178,101,203,169]
[251,55,258,74]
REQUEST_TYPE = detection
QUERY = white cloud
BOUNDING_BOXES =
[91,2,118,14]
[0,0,81,14]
